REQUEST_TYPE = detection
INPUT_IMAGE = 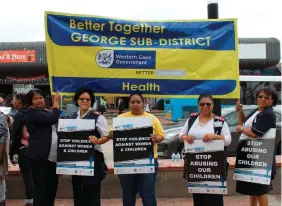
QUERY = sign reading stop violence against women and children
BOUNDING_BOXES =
[56,119,96,176]
[113,116,154,174]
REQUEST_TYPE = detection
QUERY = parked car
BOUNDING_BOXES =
[157,105,281,158]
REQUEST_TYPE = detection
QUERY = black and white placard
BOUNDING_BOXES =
[234,128,276,185]
[113,116,154,174]
[185,140,227,194]
[57,119,95,176]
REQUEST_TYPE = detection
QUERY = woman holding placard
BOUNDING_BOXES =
[179,94,232,206]
[235,87,278,206]
[71,87,110,206]
[109,92,165,206]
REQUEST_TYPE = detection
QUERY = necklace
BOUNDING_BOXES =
[198,122,208,127]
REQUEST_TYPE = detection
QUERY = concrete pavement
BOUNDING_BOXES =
[5,196,281,206]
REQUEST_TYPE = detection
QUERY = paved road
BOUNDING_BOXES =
[6,196,281,206]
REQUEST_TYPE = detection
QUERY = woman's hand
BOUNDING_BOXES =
[151,134,163,143]
[53,91,61,109]
[180,135,194,144]
[235,100,243,112]
[236,125,244,133]
[202,134,216,142]
[89,136,102,145]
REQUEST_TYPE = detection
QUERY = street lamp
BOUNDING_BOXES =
[207,0,219,19]
[207,0,221,116]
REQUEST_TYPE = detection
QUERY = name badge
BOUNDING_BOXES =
[214,121,223,127]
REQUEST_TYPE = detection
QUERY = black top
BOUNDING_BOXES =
[244,107,276,137]
[9,107,27,158]
[25,107,61,160]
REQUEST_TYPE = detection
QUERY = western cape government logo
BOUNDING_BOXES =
[96,50,156,69]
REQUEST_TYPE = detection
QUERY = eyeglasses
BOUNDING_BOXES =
[258,95,271,100]
[199,102,212,107]
[78,98,91,102]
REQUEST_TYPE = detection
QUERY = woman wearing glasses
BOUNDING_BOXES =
[179,94,232,206]
[236,87,278,206]
[71,88,110,206]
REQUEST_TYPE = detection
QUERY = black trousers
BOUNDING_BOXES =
[193,194,224,206]
[72,176,101,206]
[30,160,59,206]
[18,147,34,200]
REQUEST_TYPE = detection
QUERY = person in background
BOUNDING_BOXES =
[109,93,164,206]
[0,110,11,206]
[10,93,34,206]
[236,87,278,206]
[25,89,61,206]
[118,98,125,115]
[144,98,151,113]
[0,97,5,106]
[99,97,107,114]
[179,94,231,206]
[71,87,110,206]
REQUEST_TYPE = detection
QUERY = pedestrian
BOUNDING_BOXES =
[179,94,232,206]
[144,98,151,113]
[118,98,124,115]
[109,92,164,206]
[10,93,34,206]
[71,87,110,206]
[235,87,278,206]
[0,111,11,206]
[25,89,61,206]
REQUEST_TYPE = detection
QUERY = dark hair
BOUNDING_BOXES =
[14,93,26,105]
[73,87,95,107]
[25,89,45,107]
[129,93,145,103]
[256,87,278,107]
[197,94,214,104]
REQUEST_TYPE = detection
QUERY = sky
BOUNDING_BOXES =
[0,0,281,58]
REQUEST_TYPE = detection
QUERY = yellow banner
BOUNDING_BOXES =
[45,11,239,98]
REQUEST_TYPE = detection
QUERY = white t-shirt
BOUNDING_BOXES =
[48,125,58,162]
[240,111,260,140]
[77,109,109,152]
[179,116,232,146]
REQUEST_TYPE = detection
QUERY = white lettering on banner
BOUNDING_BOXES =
[128,137,151,141]
[67,149,88,153]
[189,174,221,179]
[115,142,135,147]
[58,144,77,148]
[190,161,218,167]
[135,142,152,146]
[125,147,147,152]
[77,144,93,149]
[241,147,267,153]
[72,139,91,144]
[247,141,262,146]
[238,160,267,167]
[116,138,127,141]
[195,155,212,160]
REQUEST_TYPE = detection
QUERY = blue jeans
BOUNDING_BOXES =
[118,160,158,206]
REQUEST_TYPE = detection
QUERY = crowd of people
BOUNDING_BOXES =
[0,86,278,206]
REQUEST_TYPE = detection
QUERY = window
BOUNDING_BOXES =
[224,111,238,127]
[274,112,281,123]
[224,109,254,127]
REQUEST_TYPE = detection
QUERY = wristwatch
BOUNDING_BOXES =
[240,127,245,132]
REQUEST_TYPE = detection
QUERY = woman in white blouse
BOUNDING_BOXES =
[179,94,232,206]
